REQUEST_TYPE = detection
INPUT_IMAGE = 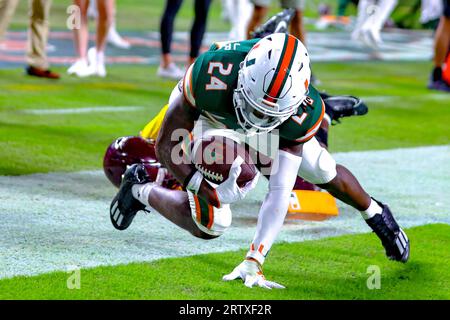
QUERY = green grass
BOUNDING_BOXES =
[0,61,448,175]
[0,224,448,300]
[8,0,339,33]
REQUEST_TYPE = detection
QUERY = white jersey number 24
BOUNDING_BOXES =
[205,62,233,91]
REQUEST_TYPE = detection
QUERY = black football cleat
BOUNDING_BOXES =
[365,199,410,263]
[427,78,450,93]
[321,94,369,124]
[110,163,150,230]
[252,8,296,39]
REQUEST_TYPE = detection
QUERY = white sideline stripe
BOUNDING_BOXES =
[23,106,145,115]
[0,145,449,279]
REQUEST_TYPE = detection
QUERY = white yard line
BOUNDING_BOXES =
[23,106,146,115]
[0,145,449,279]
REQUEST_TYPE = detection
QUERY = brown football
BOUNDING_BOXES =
[190,135,258,187]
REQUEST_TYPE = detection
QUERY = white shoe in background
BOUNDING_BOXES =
[87,47,107,77]
[67,59,90,76]
[361,25,382,49]
[107,25,131,49]
[157,63,185,80]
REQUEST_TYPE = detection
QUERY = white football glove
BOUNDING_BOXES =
[215,156,260,205]
[222,259,285,289]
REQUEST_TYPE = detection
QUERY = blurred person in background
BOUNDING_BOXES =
[428,0,450,92]
[67,0,113,77]
[337,0,358,17]
[0,0,18,48]
[246,0,306,45]
[158,0,212,80]
[420,0,443,29]
[222,0,253,41]
[87,0,130,49]
[0,0,59,79]
[351,0,398,48]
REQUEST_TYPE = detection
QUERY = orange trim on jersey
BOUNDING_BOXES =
[307,98,325,134]
[183,64,196,107]
[295,98,325,143]
[193,195,201,223]
[251,243,255,251]
[267,35,297,99]
[207,204,214,229]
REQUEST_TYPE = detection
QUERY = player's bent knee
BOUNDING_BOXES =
[299,147,337,185]
[187,191,232,237]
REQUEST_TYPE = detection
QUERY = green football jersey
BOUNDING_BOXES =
[183,39,324,143]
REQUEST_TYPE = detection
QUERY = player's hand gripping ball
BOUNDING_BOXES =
[190,135,257,187]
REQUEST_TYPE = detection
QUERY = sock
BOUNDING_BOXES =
[432,67,442,81]
[361,198,383,220]
[131,183,155,207]
[96,50,105,66]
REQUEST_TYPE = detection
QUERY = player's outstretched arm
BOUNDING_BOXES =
[223,143,303,288]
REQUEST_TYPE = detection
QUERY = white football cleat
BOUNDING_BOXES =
[157,63,185,80]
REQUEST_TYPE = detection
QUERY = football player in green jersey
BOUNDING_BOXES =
[110,33,409,289]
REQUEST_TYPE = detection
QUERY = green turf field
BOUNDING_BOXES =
[1,61,449,300]
[0,61,449,175]
[0,224,448,300]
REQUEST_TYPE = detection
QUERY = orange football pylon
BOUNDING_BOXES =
[287,190,339,221]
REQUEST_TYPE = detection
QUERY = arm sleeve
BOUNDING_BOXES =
[246,150,302,265]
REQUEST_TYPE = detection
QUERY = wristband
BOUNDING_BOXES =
[185,171,204,195]
[246,246,266,265]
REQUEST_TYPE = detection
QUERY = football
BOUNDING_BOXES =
[190,135,258,187]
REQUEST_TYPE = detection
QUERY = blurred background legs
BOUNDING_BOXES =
[68,0,113,78]
[352,0,398,49]
[189,0,212,65]
[159,0,185,80]
[0,0,19,46]
[158,0,212,80]
[68,0,90,76]
[88,0,130,49]
[428,4,450,92]
[222,0,253,41]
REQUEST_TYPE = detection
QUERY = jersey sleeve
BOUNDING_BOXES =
[294,98,325,143]
[279,85,325,143]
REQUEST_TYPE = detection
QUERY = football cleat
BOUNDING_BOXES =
[365,199,410,263]
[321,93,369,124]
[427,78,450,93]
[110,163,150,230]
[251,8,295,39]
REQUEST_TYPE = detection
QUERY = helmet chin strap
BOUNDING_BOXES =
[234,89,288,135]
